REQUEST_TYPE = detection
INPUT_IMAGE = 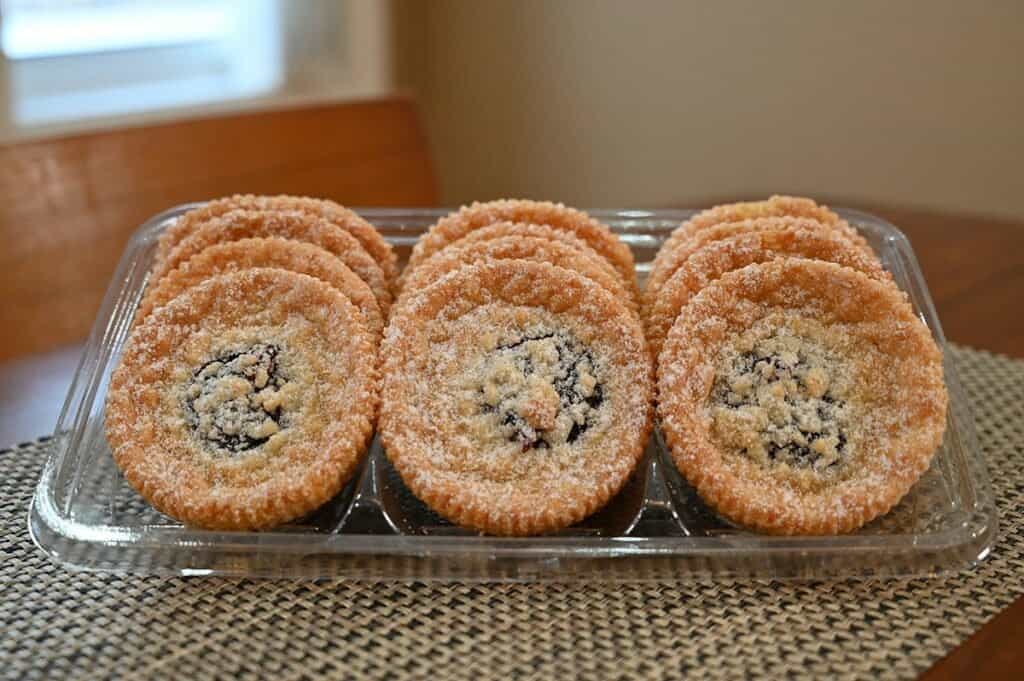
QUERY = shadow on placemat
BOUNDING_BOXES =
[1,345,1021,681]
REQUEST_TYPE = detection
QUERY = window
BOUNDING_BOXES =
[1,0,285,128]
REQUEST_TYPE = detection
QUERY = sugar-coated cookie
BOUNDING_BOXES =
[137,237,384,342]
[106,268,379,530]
[154,194,397,288]
[657,258,946,535]
[403,200,637,296]
[381,260,652,536]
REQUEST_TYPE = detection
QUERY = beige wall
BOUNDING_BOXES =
[396,1,1024,218]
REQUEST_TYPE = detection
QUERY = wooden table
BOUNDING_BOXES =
[871,206,1024,359]
[0,202,1020,679]
[861,205,1023,681]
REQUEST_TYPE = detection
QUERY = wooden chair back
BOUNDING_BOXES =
[0,96,436,360]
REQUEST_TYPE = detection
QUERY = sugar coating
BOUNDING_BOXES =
[442,222,635,306]
[396,235,638,317]
[653,195,859,278]
[646,195,873,314]
[381,259,653,536]
[153,194,398,288]
[402,199,638,296]
[136,237,384,342]
[105,268,380,531]
[643,215,875,319]
[645,226,891,360]
[150,209,392,316]
[454,222,605,258]
[656,258,947,535]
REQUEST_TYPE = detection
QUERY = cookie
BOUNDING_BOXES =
[643,215,869,317]
[396,235,639,316]
[152,209,392,316]
[644,226,891,361]
[106,268,379,530]
[403,199,637,295]
[154,195,398,288]
[380,260,653,536]
[656,195,865,270]
[647,196,872,309]
[136,237,384,343]
[452,221,604,255]
[657,258,947,535]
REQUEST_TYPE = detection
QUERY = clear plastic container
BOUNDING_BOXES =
[29,206,997,580]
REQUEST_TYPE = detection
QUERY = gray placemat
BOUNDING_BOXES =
[2,344,1021,681]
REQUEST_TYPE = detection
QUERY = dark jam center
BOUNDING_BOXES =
[711,347,848,469]
[183,343,288,455]
[481,332,604,450]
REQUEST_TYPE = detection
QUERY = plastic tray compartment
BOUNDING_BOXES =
[29,206,997,580]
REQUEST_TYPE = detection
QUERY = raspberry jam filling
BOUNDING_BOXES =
[183,343,290,455]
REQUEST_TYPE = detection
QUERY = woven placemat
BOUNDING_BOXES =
[2,344,1021,681]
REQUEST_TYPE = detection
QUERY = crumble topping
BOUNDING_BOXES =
[709,332,852,471]
[183,343,294,455]
[466,330,605,450]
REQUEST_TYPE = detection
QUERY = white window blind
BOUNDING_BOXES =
[0,0,285,128]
